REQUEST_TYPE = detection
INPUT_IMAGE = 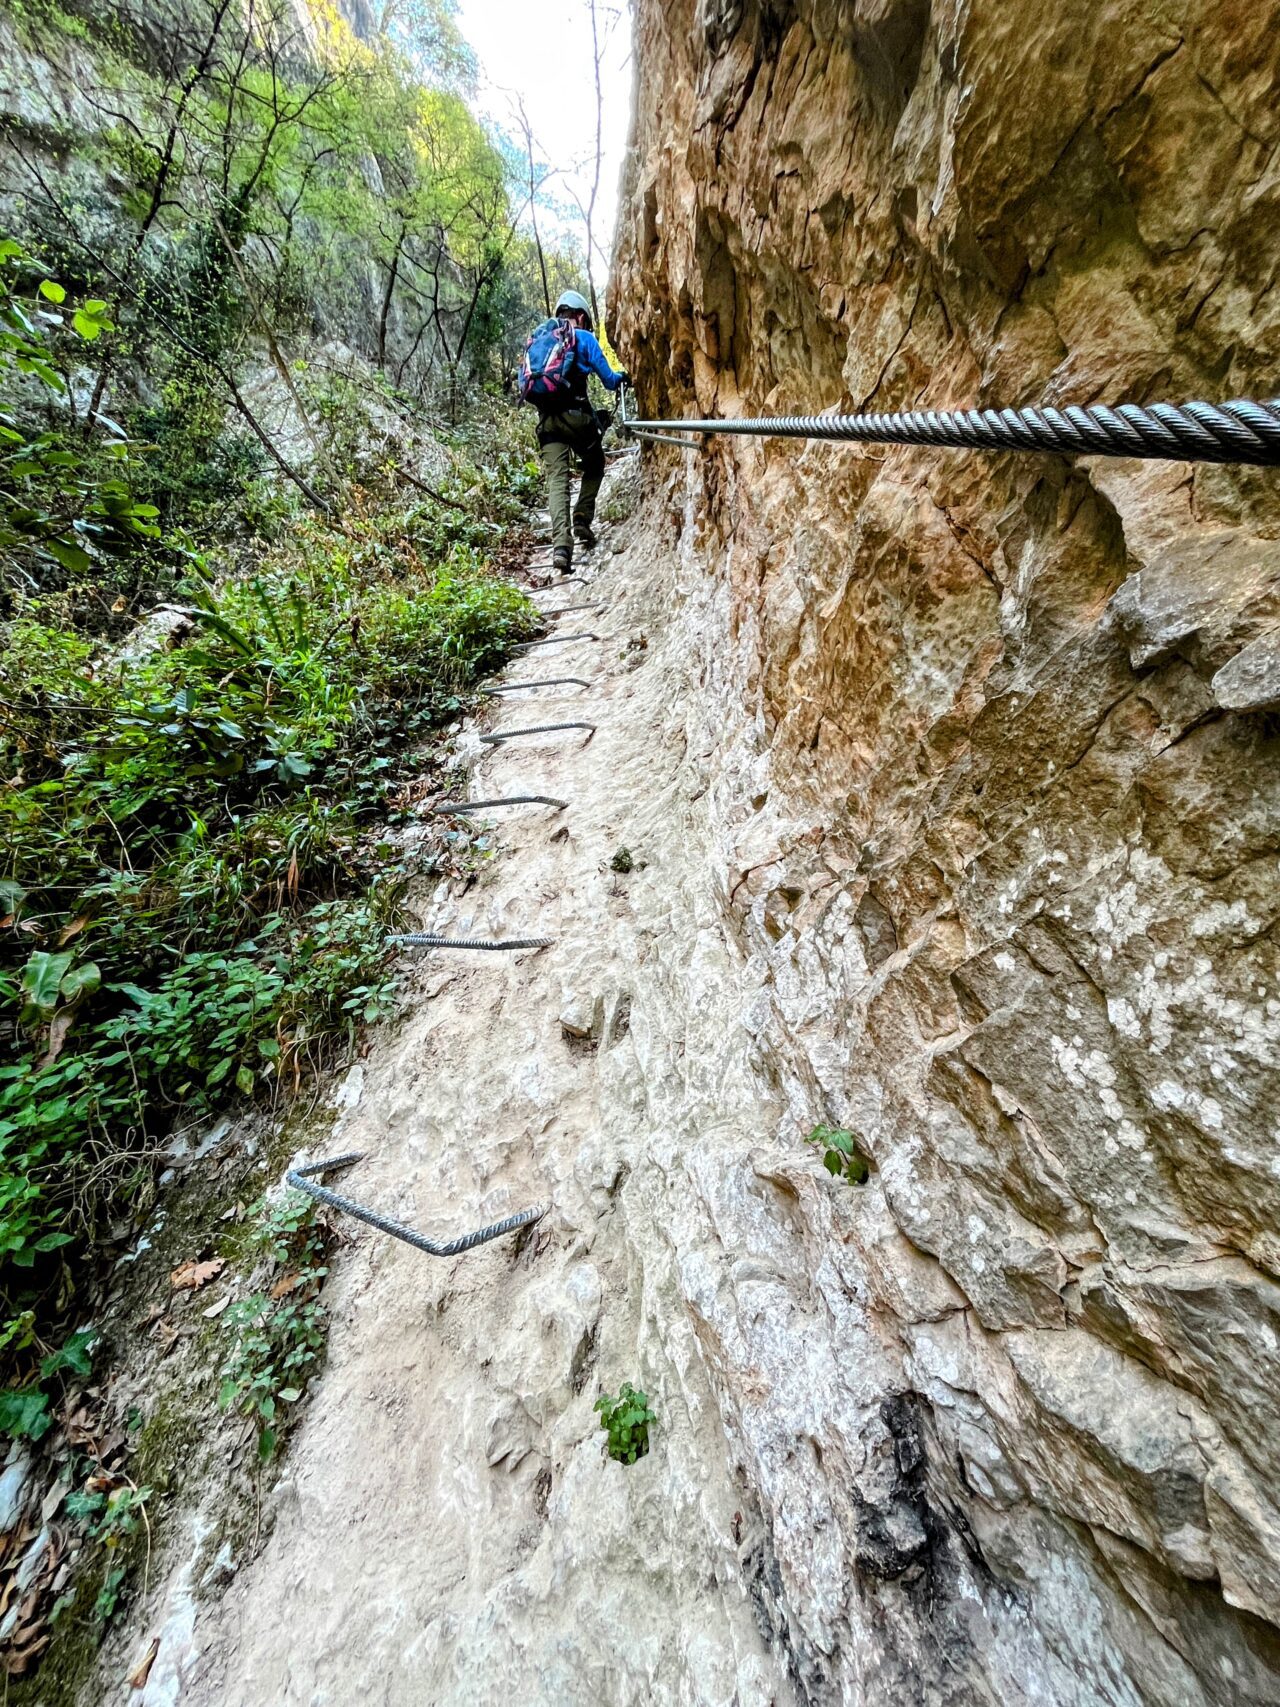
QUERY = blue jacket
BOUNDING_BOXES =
[574,328,625,392]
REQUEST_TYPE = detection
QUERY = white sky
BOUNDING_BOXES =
[455,0,633,284]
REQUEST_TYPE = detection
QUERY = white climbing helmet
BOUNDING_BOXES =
[554,288,593,328]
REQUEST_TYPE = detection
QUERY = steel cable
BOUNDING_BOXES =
[288,1155,547,1256]
[621,395,1280,465]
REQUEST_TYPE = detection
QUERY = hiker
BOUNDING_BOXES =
[518,289,628,574]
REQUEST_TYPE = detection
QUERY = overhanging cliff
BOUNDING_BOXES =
[612,1,1280,1701]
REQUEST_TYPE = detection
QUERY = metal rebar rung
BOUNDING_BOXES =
[620,397,1280,466]
[427,795,567,811]
[538,603,606,616]
[288,1155,547,1257]
[631,429,705,448]
[391,932,553,950]
[512,632,600,650]
[482,678,592,694]
[480,722,595,745]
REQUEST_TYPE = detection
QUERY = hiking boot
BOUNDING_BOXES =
[573,522,597,550]
[553,546,573,574]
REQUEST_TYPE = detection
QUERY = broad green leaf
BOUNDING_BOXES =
[37,280,66,303]
[58,962,101,1004]
[32,1231,74,1253]
[20,950,74,1021]
[46,538,91,574]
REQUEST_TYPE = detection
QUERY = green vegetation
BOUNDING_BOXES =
[219,1190,330,1463]
[594,1382,656,1466]
[0,0,598,1682]
[0,242,158,589]
[0,243,538,1434]
[63,1479,152,1625]
[806,1124,872,1186]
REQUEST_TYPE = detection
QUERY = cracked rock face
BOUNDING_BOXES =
[613,0,1280,1700]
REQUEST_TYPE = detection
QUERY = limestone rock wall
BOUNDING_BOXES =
[612,1,1280,1700]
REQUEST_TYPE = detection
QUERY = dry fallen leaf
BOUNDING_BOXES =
[153,1319,182,1354]
[269,1270,308,1299]
[127,1635,160,1690]
[57,915,89,945]
[169,1257,225,1292]
[40,1480,68,1524]
[202,1293,232,1319]
[39,1009,75,1069]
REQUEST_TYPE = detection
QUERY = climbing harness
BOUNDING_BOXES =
[480,721,595,745]
[427,794,567,811]
[482,678,592,694]
[618,389,1280,466]
[392,932,553,950]
[288,1155,546,1256]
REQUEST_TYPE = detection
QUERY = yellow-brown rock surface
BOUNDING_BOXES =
[613,1,1280,1699]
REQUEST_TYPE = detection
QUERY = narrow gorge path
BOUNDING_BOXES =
[133,486,794,1707]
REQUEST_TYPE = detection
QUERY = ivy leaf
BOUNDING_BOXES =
[0,1387,52,1441]
[40,1325,96,1377]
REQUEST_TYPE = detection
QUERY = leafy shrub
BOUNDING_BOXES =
[130,377,269,534]
[0,241,159,598]
[0,509,536,1418]
[806,1124,871,1186]
[594,1382,656,1466]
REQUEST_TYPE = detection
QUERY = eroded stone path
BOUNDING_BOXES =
[133,490,792,1707]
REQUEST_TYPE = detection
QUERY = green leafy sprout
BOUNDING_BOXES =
[594,1382,656,1466]
[806,1124,871,1186]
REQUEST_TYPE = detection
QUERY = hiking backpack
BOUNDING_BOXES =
[518,316,581,406]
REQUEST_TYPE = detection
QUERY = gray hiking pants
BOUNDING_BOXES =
[538,408,605,551]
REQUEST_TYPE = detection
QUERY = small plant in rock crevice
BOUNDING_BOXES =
[217,1190,330,1463]
[62,1477,153,1626]
[594,1382,655,1466]
[806,1124,872,1186]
